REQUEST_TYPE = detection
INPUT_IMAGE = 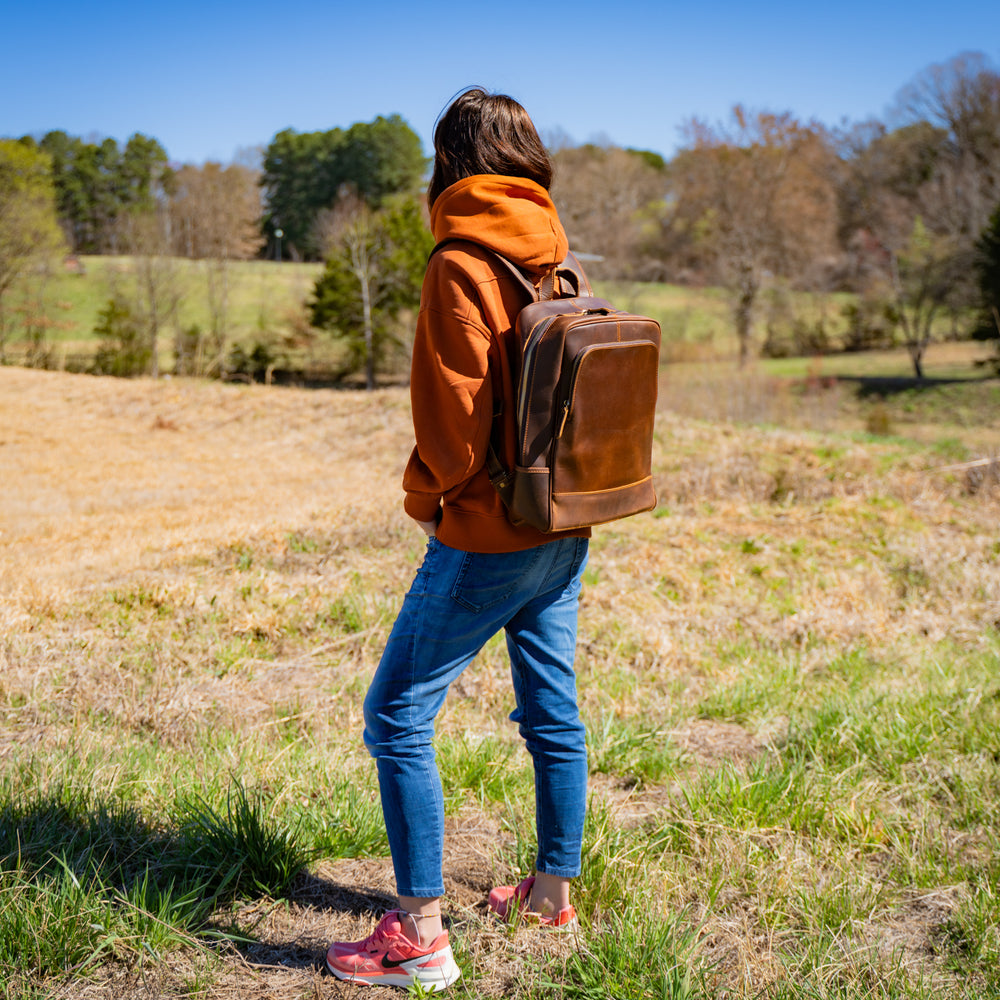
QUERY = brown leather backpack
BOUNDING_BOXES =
[436,241,661,532]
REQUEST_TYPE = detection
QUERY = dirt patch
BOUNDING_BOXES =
[673,718,773,765]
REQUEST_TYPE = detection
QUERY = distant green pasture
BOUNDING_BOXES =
[1,257,991,386]
[596,278,975,371]
[3,256,322,350]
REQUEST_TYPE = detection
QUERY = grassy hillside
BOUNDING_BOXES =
[2,256,992,383]
[1,366,998,998]
[1,256,323,369]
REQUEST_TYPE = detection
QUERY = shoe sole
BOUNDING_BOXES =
[496,913,579,931]
[325,949,462,991]
[489,895,579,930]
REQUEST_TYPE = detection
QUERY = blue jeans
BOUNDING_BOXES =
[363,535,589,898]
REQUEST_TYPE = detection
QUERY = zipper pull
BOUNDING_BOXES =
[557,400,570,438]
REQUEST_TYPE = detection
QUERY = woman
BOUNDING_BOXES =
[325,88,590,991]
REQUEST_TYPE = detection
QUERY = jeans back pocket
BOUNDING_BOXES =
[450,547,545,613]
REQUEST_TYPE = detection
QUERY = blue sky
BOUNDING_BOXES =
[5,0,999,165]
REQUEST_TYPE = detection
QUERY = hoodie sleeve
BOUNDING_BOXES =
[402,253,495,522]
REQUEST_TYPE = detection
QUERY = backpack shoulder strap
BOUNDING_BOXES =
[431,238,584,302]
[429,237,555,506]
[558,251,593,297]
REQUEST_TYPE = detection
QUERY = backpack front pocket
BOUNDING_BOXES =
[553,339,659,497]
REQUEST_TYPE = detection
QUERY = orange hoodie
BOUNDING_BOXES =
[402,174,591,553]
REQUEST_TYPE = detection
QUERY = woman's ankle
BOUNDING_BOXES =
[397,895,444,948]
[529,873,571,917]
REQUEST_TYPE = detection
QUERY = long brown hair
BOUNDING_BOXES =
[427,88,553,207]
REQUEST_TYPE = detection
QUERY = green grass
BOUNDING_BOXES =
[536,907,705,999]
[2,367,999,997]
[438,735,534,808]
[172,782,316,899]
[7,624,999,998]
[586,713,684,786]
[0,773,317,989]
[595,279,734,353]
[0,255,324,372]
[6,256,995,387]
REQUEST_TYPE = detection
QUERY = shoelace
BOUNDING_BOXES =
[363,915,397,953]
[363,910,439,954]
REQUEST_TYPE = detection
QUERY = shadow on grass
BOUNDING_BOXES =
[291,867,396,915]
[0,781,375,980]
[837,373,999,398]
[1,790,183,893]
[0,782,409,985]
[227,870,400,972]
[0,782,311,900]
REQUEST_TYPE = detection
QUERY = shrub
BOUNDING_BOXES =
[91,296,151,377]
[865,402,893,436]
[761,288,833,358]
[974,202,1000,373]
[841,293,898,352]
[173,780,314,899]
[225,340,278,382]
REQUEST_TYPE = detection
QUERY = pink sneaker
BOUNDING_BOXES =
[325,910,461,991]
[487,876,578,928]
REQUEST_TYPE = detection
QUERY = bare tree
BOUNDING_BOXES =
[889,217,969,378]
[893,51,1000,238]
[311,189,431,389]
[169,162,264,372]
[314,189,379,389]
[550,144,666,278]
[169,162,262,260]
[114,210,182,378]
[833,119,946,281]
[838,54,1000,376]
[670,107,839,365]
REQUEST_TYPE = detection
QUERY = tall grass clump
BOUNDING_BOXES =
[173,779,316,900]
[0,774,318,990]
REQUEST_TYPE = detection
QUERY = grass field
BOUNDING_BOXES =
[2,257,993,385]
[0,257,324,372]
[1,362,998,998]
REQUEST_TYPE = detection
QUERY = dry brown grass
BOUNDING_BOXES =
[2,366,999,998]
[0,367,412,621]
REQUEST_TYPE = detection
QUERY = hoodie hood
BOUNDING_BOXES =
[430,174,568,274]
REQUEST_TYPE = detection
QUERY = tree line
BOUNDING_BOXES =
[550,52,1000,376]
[9,113,425,262]
[1,51,999,383]
[0,115,429,380]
